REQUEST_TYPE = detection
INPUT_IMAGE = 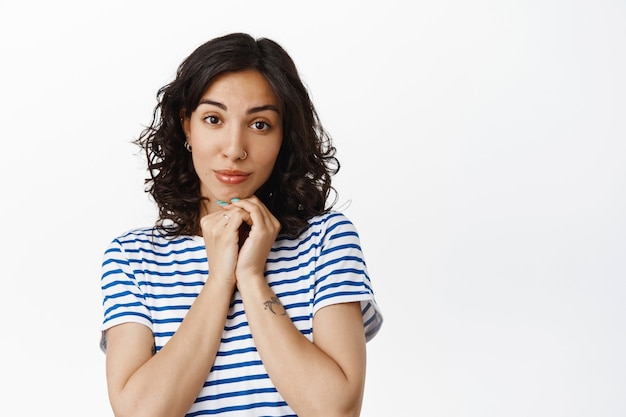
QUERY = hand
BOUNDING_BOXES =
[200,210,242,286]
[225,196,281,283]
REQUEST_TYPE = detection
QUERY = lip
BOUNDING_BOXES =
[214,169,250,185]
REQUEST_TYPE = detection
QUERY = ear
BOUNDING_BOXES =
[179,110,190,138]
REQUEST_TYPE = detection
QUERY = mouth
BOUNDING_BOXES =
[214,169,250,185]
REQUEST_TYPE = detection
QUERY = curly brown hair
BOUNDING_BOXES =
[135,33,340,238]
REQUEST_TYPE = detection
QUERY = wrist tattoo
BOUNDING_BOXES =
[263,296,286,315]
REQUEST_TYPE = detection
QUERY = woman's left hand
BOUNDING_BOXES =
[224,196,281,282]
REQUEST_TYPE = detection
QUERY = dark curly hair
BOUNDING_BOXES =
[135,32,340,238]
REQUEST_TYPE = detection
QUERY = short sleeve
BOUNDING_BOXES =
[312,213,383,342]
[100,238,153,351]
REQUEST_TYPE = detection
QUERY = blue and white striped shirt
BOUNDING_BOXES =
[101,211,382,416]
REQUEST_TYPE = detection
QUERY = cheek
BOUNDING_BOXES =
[259,145,282,168]
[190,139,219,158]
[190,148,215,175]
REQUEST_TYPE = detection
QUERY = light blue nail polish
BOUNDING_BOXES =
[216,200,228,207]
[230,198,240,203]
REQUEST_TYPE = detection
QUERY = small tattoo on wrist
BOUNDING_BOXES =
[263,296,286,315]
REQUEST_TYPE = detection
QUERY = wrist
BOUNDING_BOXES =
[206,275,237,293]
[234,271,267,295]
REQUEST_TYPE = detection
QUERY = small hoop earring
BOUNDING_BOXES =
[241,150,248,160]
[184,141,192,152]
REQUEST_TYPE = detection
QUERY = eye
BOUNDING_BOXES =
[251,120,271,131]
[203,115,221,125]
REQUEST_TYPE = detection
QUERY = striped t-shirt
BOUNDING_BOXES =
[100,211,382,416]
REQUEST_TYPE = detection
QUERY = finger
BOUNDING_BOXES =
[223,206,252,225]
[229,197,275,228]
[225,199,281,252]
[201,210,244,237]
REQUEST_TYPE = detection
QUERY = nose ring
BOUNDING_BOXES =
[241,150,247,160]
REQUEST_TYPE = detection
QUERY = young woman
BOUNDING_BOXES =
[100,32,382,417]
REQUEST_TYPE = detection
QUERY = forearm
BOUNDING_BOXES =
[109,279,235,417]
[237,278,365,417]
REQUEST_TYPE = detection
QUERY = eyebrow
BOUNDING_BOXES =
[198,99,280,115]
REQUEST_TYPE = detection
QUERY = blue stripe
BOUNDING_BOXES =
[101,279,135,291]
[102,268,134,281]
[211,360,263,371]
[102,256,126,267]
[103,299,144,315]
[315,263,368,286]
[103,246,122,256]
[186,401,290,416]
[154,331,174,338]
[123,245,205,257]
[102,290,144,306]
[132,268,208,277]
[216,346,257,357]
[119,235,195,248]
[204,372,269,387]
[317,277,366,294]
[103,310,151,324]
[224,320,248,332]
[329,230,359,240]
[137,280,205,288]
[129,257,207,267]
[221,333,252,343]
[314,290,370,308]
[153,317,183,324]
[320,243,362,257]
[275,285,314,298]
[148,304,191,312]
[196,387,277,401]
[144,292,198,300]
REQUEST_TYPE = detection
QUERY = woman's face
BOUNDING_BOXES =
[183,69,283,215]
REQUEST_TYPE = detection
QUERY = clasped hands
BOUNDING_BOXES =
[200,196,281,287]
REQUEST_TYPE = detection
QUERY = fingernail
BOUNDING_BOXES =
[230,198,240,202]
[216,200,228,207]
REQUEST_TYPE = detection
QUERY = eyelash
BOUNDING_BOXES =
[202,115,271,131]
[204,115,221,125]
[252,121,271,130]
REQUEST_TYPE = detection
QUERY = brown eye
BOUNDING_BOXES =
[204,115,221,125]
[252,121,270,130]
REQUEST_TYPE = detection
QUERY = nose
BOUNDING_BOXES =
[222,125,247,161]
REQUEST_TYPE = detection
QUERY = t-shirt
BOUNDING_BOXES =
[100,211,382,416]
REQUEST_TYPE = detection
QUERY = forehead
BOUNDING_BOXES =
[200,70,279,106]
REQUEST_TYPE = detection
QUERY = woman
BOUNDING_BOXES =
[100,32,382,417]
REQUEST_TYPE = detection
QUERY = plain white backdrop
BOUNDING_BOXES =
[1,0,624,415]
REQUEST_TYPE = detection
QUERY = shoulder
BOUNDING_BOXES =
[105,227,200,253]
[108,226,162,247]
[305,211,359,235]
[304,211,362,245]
[275,211,361,250]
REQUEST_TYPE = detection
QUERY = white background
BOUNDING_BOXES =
[1,0,624,415]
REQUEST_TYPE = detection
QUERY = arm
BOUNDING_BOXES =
[227,197,367,417]
[105,277,234,417]
[238,280,367,417]
[105,212,241,417]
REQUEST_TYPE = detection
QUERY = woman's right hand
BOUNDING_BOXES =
[200,209,246,286]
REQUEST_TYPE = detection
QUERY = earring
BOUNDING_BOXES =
[184,141,192,152]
